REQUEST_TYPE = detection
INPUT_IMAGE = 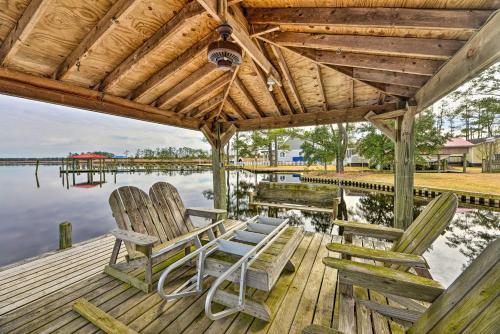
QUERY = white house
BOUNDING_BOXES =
[345,147,369,166]
[277,137,304,163]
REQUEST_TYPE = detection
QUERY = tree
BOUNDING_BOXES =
[357,110,446,168]
[301,125,344,172]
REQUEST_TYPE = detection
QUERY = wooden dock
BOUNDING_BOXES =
[0,231,407,334]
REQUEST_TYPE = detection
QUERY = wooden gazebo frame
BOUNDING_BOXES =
[0,0,498,229]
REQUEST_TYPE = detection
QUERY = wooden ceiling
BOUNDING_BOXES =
[0,0,498,132]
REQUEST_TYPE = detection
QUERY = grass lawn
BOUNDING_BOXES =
[237,165,498,194]
[307,167,499,195]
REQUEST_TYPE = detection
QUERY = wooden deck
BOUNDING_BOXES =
[0,232,405,334]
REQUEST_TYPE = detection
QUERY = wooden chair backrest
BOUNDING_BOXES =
[149,182,195,240]
[390,192,457,270]
[109,186,169,255]
[408,238,499,334]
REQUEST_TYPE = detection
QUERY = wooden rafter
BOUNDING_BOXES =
[130,30,219,102]
[263,40,404,99]
[270,44,305,113]
[155,63,218,109]
[189,93,225,118]
[175,72,231,115]
[250,25,280,38]
[315,64,328,112]
[291,48,443,77]
[52,0,137,80]
[0,68,201,130]
[249,58,283,116]
[247,7,492,31]
[416,10,500,111]
[224,102,401,131]
[255,40,294,115]
[352,68,429,88]
[226,96,248,120]
[213,64,241,121]
[233,75,266,118]
[97,1,204,91]
[270,32,465,60]
[196,0,282,85]
[0,0,49,65]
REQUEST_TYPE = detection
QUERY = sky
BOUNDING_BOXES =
[0,94,210,157]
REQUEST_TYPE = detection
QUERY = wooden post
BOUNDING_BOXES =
[437,154,441,172]
[35,159,39,174]
[463,153,467,173]
[59,221,72,250]
[211,127,227,212]
[394,106,416,229]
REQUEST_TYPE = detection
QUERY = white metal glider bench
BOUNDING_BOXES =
[157,215,304,322]
[105,183,228,293]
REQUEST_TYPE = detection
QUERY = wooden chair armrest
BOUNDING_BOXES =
[323,257,444,303]
[332,220,404,241]
[326,243,429,268]
[186,207,226,219]
[110,229,158,247]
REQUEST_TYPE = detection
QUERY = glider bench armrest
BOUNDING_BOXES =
[323,257,444,303]
[332,220,404,241]
[326,243,429,268]
[110,229,158,247]
[186,207,226,219]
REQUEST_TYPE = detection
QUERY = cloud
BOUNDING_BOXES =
[0,95,210,157]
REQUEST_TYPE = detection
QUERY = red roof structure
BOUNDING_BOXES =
[444,138,474,148]
[71,153,107,159]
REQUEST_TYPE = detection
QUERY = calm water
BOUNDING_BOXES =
[0,165,498,287]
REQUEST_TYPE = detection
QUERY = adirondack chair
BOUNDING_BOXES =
[328,192,458,273]
[302,237,500,334]
[105,184,226,292]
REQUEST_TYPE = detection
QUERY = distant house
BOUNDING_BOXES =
[440,138,475,166]
[277,137,304,163]
[467,136,500,166]
[345,147,369,167]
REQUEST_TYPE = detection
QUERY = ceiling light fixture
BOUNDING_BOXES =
[207,24,243,71]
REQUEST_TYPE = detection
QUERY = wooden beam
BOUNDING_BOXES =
[250,25,280,37]
[315,64,328,112]
[270,32,465,60]
[369,108,408,120]
[53,0,137,80]
[130,30,219,102]
[196,0,282,85]
[233,75,265,118]
[213,64,241,121]
[247,8,492,31]
[97,1,204,91]
[225,102,400,131]
[352,68,429,88]
[365,111,397,142]
[0,0,49,65]
[175,73,231,114]
[226,96,248,119]
[220,124,237,147]
[381,84,418,98]
[201,124,217,147]
[270,44,305,113]
[415,10,500,111]
[155,63,218,108]
[189,93,224,118]
[0,68,201,130]
[305,49,443,76]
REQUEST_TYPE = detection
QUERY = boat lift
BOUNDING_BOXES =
[157,215,290,320]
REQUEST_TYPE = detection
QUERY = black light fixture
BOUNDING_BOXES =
[207,24,243,71]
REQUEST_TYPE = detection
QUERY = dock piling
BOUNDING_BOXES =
[59,221,72,250]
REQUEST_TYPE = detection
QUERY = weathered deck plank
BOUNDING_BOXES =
[0,231,427,334]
